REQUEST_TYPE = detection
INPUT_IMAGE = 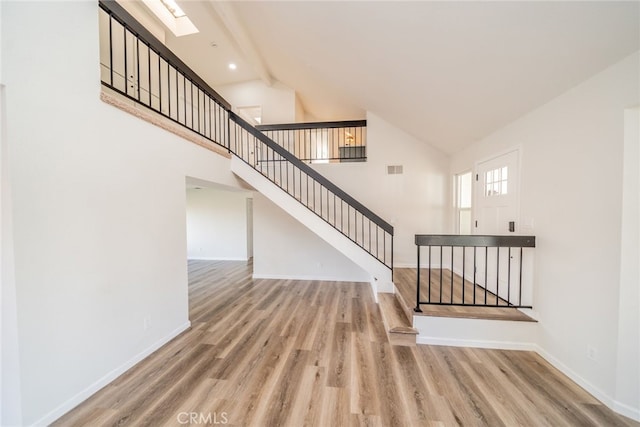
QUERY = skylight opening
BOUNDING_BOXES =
[142,0,199,37]
[159,0,186,18]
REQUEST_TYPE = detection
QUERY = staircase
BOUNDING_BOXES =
[98,0,394,292]
[98,0,537,349]
[228,113,394,294]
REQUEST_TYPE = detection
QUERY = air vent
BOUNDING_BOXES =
[387,165,403,175]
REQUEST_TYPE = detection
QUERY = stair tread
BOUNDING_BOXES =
[389,326,419,335]
[378,293,418,334]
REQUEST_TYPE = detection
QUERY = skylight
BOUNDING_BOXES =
[142,0,198,37]
[159,0,185,18]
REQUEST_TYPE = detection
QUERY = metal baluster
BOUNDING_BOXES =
[484,246,488,305]
[428,245,432,303]
[175,67,178,122]
[123,26,128,96]
[439,246,443,303]
[496,247,500,306]
[136,37,141,102]
[158,51,162,113]
[473,246,477,304]
[182,75,186,125]
[462,247,466,304]
[450,246,454,304]
[519,247,523,306]
[383,232,387,266]
[415,245,422,312]
[507,247,512,306]
[109,16,114,86]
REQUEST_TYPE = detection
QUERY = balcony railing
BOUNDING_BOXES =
[414,235,536,311]
[99,0,230,151]
[98,0,393,271]
[256,121,366,163]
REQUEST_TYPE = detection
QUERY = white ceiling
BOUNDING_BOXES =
[165,2,257,86]
[137,1,639,154]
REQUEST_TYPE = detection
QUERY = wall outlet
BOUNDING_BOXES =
[143,317,151,331]
[587,345,598,361]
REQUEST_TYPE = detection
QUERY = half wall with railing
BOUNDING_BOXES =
[414,235,536,312]
[98,0,393,271]
[256,120,367,163]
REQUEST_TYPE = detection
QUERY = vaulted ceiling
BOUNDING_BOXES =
[132,1,640,154]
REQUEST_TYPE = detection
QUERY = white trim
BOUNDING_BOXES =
[394,262,446,269]
[187,256,249,261]
[474,145,524,170]
[252,273,368,283]
[414,333,639,421]
[533,344,640,422]
[31,321,191,427]
[416,336,536,351]
[613,401,640,422]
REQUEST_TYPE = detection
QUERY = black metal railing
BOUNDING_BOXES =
[99,1,230,150]
[98,0,393,271]
[256,121,366,163]
[414,235,535,311]
[231,113,393,268]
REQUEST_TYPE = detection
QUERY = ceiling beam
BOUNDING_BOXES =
[207,1,273,87]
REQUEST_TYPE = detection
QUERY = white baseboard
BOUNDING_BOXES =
[252,273,369,283]
[188,256,248,261]
[31,321,191,427]
[416,336,536,352]
[613,401,640,422]
[394,262,446,269]
[533,344,640,422]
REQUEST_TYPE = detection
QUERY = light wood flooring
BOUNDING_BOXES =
[394,267,535,322]
[53,260,635,426]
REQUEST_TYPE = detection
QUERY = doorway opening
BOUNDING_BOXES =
[184,177,253,316]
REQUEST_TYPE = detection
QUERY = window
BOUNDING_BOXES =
[485,166,508,196]
[456,172,472,234]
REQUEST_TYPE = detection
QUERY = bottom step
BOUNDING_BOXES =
[414,315,538,351]
[378,293,418,346]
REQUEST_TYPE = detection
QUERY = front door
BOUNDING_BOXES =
[473,149,520,303]
[475,149,519,235]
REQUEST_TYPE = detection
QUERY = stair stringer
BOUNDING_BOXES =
[231,157,393,294]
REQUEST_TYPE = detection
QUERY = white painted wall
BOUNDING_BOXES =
[1,83,23,427]
[252,193,370,282]
[294,93,305,122]
[2,2,245,424]
[186,187,250,261]
[313,112,452,267]
[451,51,640,419]
[217,79,298,124]
[1,1,24,419]
[615,107,639,414]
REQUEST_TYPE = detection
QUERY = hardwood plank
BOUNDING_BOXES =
[262,349,310,426]
[370,341,410,427]
[327,322,351,388]
[350,332,380,416]
[52,261,637,427]
[287,365,325,427]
